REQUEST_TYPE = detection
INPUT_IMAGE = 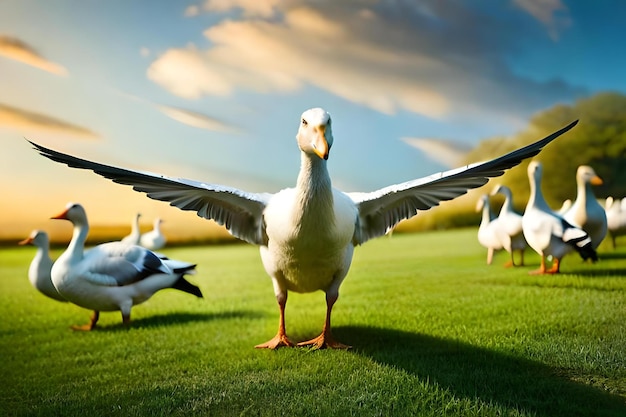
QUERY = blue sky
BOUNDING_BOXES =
[1,0,625,239]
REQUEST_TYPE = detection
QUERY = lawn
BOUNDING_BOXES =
[1,228,624,416]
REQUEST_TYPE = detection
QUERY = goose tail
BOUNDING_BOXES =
[562,220,598,262]
[172,274,203,298]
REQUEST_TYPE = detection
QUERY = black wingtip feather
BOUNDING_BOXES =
[172,276,203,298]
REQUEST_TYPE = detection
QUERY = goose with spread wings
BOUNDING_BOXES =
[29,108,577,348]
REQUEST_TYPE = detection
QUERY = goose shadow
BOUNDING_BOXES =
[337,325,625,416]
[93,310,263,331]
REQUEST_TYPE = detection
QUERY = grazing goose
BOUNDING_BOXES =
[605,196,626,248]
[563,165,607,249]
[476,194,503,265]
[522,161,597,274]
[121,213,142,245]
[49,202,202,330]
[491,184,527,267]
[29,109,577,348]
[19,230,67,302]
[140,218,166,250]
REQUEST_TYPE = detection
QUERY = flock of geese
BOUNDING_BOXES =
[20,107,611,349]
[20,204,199,330]
[476,163,624,273]
[121,213,167,250]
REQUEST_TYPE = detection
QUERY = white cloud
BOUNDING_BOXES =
[202,0,281,17]
[401,137,471,168]
[184,4,200,17]
[513,0,571,40]
[157,105,237,132]
[148,7,449,118]
[0,35,68,76]
[147,2,584,121]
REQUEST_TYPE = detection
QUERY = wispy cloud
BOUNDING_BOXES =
[184,4,200,17]
[148,2,584,121]
[0,103,98,139]
[402,137,471,168]
[513,0,571,40]
[157,105,238,132]
[0,35,68,76]
[201,0,281,17]
[117,90,237,132]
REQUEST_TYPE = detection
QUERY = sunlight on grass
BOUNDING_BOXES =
[1,229,624,416]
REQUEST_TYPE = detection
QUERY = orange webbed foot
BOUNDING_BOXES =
[297,332,351,350]
[255,333,295,349]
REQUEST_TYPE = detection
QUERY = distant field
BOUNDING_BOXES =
[1,229,624,416]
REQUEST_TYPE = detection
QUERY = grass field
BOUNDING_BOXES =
[1,228,625,416]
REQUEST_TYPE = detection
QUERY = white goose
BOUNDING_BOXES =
[491,184,527,267]
[30,109,577,348]
[475,194,503,265]
[19,230,67,302]
[563,165,607,249]
[121,212,142,245]
[605,196,626,248]
[522,161,597,274]
[140,218,166,250]
[49,202,202,330]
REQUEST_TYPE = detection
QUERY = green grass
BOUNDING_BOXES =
[1,228,625,416]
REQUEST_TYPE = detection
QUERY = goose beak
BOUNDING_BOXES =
[51,208,69,220]
[312,125,329,160]
[18,237,33,245]
[590,175,603,186]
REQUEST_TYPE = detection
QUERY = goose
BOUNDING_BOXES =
[18,230,67,302]
[605,196,626,248]
[49,202,203,330]
[491,184,527,267]
[140,218,166,250]
[563,165,607,249]
[29,109,577,348]
[121,212,142,245]
[475,194,503,265]
[522,161,597,274]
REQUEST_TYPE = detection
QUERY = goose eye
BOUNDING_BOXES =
[301,119,308,126]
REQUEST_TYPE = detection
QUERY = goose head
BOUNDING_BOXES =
[51,202,88,226]
[296,108,333,160]
[18,230,49,247]
[476,194,488,212]
[576,165,603,186]
[490,184,512,198]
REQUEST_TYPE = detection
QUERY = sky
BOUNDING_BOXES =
[1,0,625,242]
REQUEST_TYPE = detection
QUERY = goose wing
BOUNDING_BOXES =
[81,243,169,286]
[350,120,578,245]
[28,140,271,245]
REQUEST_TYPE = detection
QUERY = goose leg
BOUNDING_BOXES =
[256,292,294,349]
[504,251,515,268]
[529,255,547,275]
[297,293,351,350]
[71,310,100,331]
[546,258,561,274]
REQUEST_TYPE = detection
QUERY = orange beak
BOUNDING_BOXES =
[590,175,603,186]
[51,208,69,220]
[18,237,33,245]
[312,125,329,160]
